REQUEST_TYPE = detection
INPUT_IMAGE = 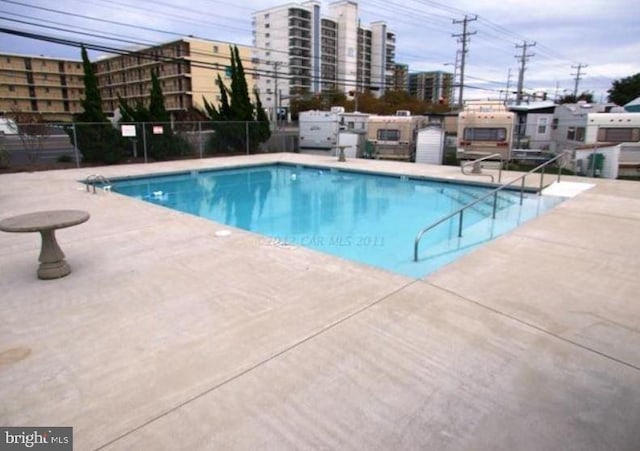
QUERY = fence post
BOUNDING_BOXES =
[458,210,464,237]
[142,122,148,163]
[246,122,250,155]
[72,122,80,168]
[198,121,203,159]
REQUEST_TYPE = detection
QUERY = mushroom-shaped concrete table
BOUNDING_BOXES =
[0,210,90,279]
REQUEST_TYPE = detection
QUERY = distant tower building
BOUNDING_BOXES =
[393,63,409,92]
[409,71,453,103]
[252,1,396,118]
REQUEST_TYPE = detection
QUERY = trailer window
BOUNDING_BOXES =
[463,127,507,141]
[597,128,640,143]
[377,129,400,141]
[567,127,585,142]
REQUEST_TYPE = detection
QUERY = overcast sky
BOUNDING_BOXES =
[1,0,638,102]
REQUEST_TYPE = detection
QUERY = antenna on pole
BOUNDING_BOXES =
[452,15,477,108]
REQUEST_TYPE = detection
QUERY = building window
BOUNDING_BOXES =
[8,85,15,92]
[265,23,270,28]
[537,117,548,135]
[265,33,270,38]
[45,88,50,93]
[213,45,218,53]
[6,57,10,63]
[265,13,269,18]
[31,99,38,111]
[47,100,52,106]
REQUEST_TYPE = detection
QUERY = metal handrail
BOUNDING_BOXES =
[413,152,567,262]
[460,153,503,183]
[85,174,112,194]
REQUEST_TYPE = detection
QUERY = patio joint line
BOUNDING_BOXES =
[426,280,640,372]
[94,278,419,451]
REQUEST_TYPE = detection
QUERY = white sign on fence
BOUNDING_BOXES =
[121,125,136,137]
[153,125,164,135]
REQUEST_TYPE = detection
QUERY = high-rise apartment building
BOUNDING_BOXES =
[252,1,396,118]
[94,38,254,116]
[0,52,84,122]
[409,71,453,104]
[393,63,409,92]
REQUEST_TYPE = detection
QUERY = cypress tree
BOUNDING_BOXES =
[70,45,125,164]
[149,71,169,122]
[78,46,106,123]
[205,45,271,154]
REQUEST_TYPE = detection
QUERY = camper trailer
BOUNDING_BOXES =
[298,107,369,151]
[457,102,516,160]
[366,114,429,161]
[551,103,640,151]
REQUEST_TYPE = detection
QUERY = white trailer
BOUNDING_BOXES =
[298,107,369,151]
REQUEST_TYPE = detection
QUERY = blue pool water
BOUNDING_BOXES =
[112,163,564,278]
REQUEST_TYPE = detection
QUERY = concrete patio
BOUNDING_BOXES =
[1,153,639,450]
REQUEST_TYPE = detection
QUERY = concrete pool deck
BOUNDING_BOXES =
[1,153,639,450]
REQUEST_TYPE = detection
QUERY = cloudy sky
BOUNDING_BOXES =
[1,0,638,102]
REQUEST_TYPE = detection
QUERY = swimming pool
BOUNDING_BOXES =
[112,163,564,278]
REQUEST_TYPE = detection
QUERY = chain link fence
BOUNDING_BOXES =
[0,121,298,171]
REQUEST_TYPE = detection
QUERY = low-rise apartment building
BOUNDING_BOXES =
[0,52,84,122]
[93,38,255,117]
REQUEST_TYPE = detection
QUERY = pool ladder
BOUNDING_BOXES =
[85,174,112,194]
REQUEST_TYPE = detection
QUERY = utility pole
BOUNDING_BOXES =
[515,41,535,105]
[505,68,512,103]
[452,15,477,108]
[571,63,588,97]
[270,61,281,129]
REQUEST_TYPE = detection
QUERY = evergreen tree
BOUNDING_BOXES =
[149,71,169,122]
[204,45,271,154]
[118,72,190,160]
[69,45,126,164]
[78,46,106,123]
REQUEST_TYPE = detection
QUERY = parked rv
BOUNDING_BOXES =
[457,101,516,160]
[366,114,429,161]
[551,102,640,151]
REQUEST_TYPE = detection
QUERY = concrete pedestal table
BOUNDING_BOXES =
[0,210,90,279]
[337,145,349,162]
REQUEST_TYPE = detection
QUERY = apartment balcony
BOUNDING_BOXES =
[289,40,311,51]
[289,30,311,39]
[289,19,311,30]
[289,68,311,77]
[288,8,311,20]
